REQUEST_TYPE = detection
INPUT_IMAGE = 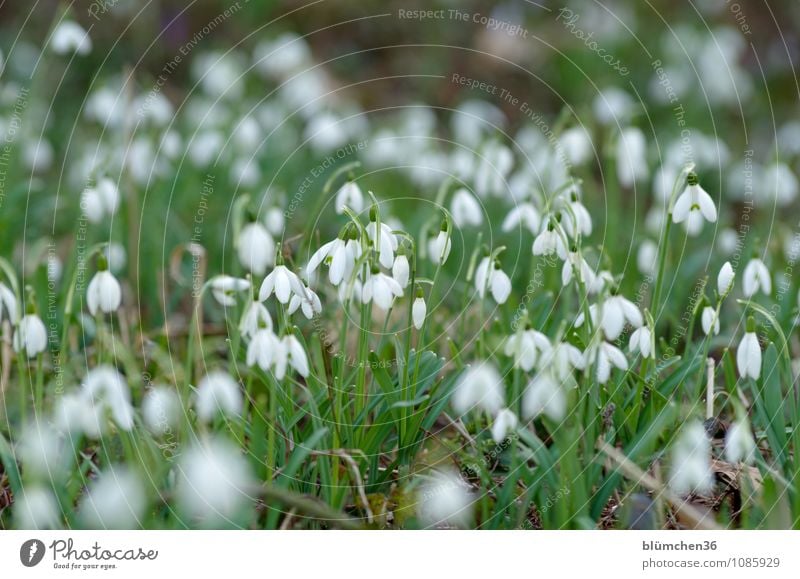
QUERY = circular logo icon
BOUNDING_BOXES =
[20,539,46,567]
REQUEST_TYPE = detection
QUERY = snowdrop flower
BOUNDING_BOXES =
[412,290,426,330]
[474,141,513,197]
[0,282,17,322]
[532,222,568,260]
[239,300,273,339]
[672,172,717,235]
[475,257,511,304]
[504,326,551,371]
[669,421,714,496]
[177,437,255,526]
[417,469,473,529]
[593,87,634,125]
[338,277,363,305]
[366,216,399,269]
[764,162,798,206]
[273,334,310,379]
[14,312,47,358]
[576,295,642,341]
[14,486,60,529]
[617,127,649,189]
[560,194,592,238]
[264,207,285,236]
[86,257,122,315]
[362,268,404,311]
[210,276,250,307]
[717,261,735,297]
[195,370,243,422]
[392,253,410,288]
[246,328,278,372]
[742,257,771,298]
[637,240,658,276]
[736,319,761,380]
[501,203,541,234]
[585,341,629,385]
[562,250,597,292]
[307,229,359,286]
[452,362,505,416]
[259,265,305,304]
[288,285,322,319]
[539,340,585,381]
[51,20,91,55]
[629,325,654,359]
[142,386,181,436]
[557,126,592,166]
[428,226,452,265]
[334,181,364,215]
[237,221,275,276]
[79,467,145,529]
[16,422,64,479]
[491,408,518,443]
[522,372,566,421]
[701,307,720,336]
[725,417,757,464]
[81,178,119,224]
[450,188,483,228]
[82,366,134,435]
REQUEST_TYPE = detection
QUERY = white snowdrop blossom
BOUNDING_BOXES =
[366,220,399,269]
[239,300,273,339]
[14,313,48,358]
[0,282,18,323]
[717,261,735,297]
[450,188,483,228]
[288,285,322,319]
[560,195,592,238]
[522,372,566,421]
[259,265,305,304]
[176,438,255,526]
[15,423,64,479]
[237,221,275,276]
[576,296,642,341]
[737,329,762,380]
[392,254,410,288]
[452,362,505,416]
[412,293,426,330]
[742,257,771,298]
[562,251,598,292]
[80,178,119,223]
[79,467,145,529]
[725,418,757,464]
[672,173,717,235]
[210,276,250,307]
[428,229,452,265]
[264,207,285,236]
[307,234,359,286]
[504,327,551,371]
[502,203,541,234]
[14,486,60,529]
[539,341,585,381]
[637,240,658,276]
[701,307,720,336]
[557,126,592,166]
[475,257,511,304]
[669,421,714,496]
[616,127,649,189]
[417,470,473,529]
[491,408,518,443]
[335,181,364,215]
[362,270,403,311]
[86,268,122,315]
[82,366,135,436]
[585,341,629,385]
[51,20,91,55]
[532,223,568,260]
[246,328,279,372]
[142,387,181,436]
[195,371,243,422]
[629,326,654,359]
[273,334,310,379]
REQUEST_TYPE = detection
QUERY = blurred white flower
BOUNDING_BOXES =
[450,189,483,228]
[557,126,592,166]
[366,219,398,269]
[334,181,364,215]
[532,223,567,260]
[737,330,761,380]
[539,340,585,380]
[264,207,285,236]
[717,261,735,296]
[742,257,771,298]
[412,294,426,330]
[0,282,18,323]
[308,235,358,287]
[16,422,64,479]
[392,254,410,288]
[701,307,720,336]
[80,467,145,529]
[246,328,278,372]
[210,275,250,307]
[14,313,47,358]
[522,372,566,421]
[491,408,518,443]
[585,341,629,385]
[239,300,273,339]
[418,469,473,528]
[725,418,756,464]
[51,20,91,55]
[764,162,798,206]
[452,362,504,416]
[475,257,511,304]
[177,437,255,526]
[195,371,242,422]
[629,326,654,359]
[562,251,597,292]
[362,270,403,311]
[237,222,275,276]
[560,195,593,238]
[504,327,551,371]
[593,88,634,125]
[273,334,310,379]
[637,240,658,276]
[254,33,311,78]
[669,421,714,496]
[576,296,642,341]
[474,142,513,198]
[288,285,322,319]
[82,365,134,435]
[259,266,305,304]
[617,127,649,189]
[14,486,60,529]
[87,268,121,315]
[502,203,541,234]
[142,386,181,436]
[672,174,717,235]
